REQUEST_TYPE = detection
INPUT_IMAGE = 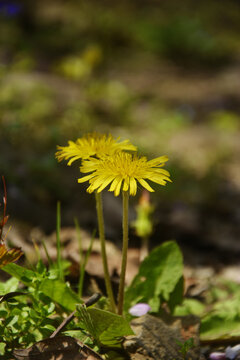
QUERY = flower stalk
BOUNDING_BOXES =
[56,132,172,315]
[95,191,116,313]
[118,190,129,315]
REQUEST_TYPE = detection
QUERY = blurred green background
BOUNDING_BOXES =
[0,0,239,262]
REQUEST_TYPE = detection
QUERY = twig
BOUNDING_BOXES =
[50,293,101,338]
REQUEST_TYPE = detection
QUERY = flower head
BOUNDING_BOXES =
[56,132,136,165]
[78,152,172,196]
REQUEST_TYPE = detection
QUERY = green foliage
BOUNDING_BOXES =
[0,277,19,294]
[56,201,64,281]
[39,279,80,311]
[0,278,57,355]
[124,240,183,313]
[174,298,205,317]
[176,337,194,358]
[0,240,186,357]
[3,262,81,311]
[200,283,240,341]
[77,305,134,347]
[174,278,240,342]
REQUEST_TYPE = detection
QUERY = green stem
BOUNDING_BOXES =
[95,191,116,313]
[118,190,129,315]
[79,229,96,298]
[74,218,84,298]
[56,201,64,281]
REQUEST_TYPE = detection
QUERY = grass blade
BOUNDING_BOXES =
[56,201,64,281]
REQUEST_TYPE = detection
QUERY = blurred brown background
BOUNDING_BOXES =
[0,0,240,266]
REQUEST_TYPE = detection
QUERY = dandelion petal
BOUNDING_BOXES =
[138,178,154,192]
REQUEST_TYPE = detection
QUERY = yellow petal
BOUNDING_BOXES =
[123,177,129,192]
[129,177,137,196]
[151,175,172,184]
[109,176,123,196]
[153,168,170,176]
[148,156,168,166]
[67,155,82,166]
[87,184,95,193]
[96,176,115,192]
[114,178,123,196]
[109,176,121,192]
[138,178,155,192]
[78,174,95,183]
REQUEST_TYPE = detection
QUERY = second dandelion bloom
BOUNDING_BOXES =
[78,152,172,196]
[55,132,136,165]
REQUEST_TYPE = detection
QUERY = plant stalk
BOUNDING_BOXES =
[56,201,64,281]
[95,191,116,313]
[118,190,129,315]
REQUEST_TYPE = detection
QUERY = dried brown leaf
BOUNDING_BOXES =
[0,243,23,268]
[13,336,103,360]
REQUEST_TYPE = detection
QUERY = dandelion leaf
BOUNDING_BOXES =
[125,240,183,313]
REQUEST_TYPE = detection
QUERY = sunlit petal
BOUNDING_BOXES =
[138,178,155,192]
[129,177,137,196]
[78,174,95,183]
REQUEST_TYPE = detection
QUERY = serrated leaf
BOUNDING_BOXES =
[63,330,90,343]
[39,278,81,311]
[77,307,134,347]
[2,263,36,285]
[125,240,183,313]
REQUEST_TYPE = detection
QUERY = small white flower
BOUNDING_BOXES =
[209,352,226,360]
[129,303,151,317]
[225,344,240,359]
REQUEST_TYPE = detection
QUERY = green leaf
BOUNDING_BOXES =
[77,306,134,347]
[63,330,90,343]
[174,298,205,316]
[5,315,19,328]
[200,293,240,341]
[2,263,36,286]
[3,263,81,311]
[39,278,81,311]
[106,350,127,360]
[0,342,6,355]
[0,277,19,294]
[200,313,240,341]
[125,240,183,313]
[167,275,184,313]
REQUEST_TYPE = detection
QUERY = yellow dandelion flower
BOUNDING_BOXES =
[56,132,136,165]
[78,152,172,196]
